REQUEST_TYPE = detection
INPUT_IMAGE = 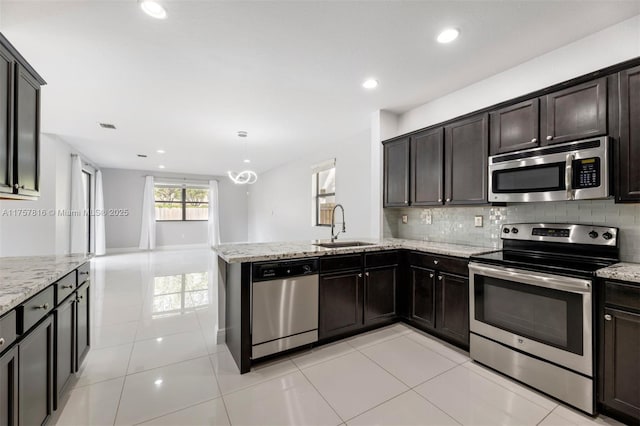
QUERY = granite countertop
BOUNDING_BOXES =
[596,262,640,284]
[214,238,495,263]
[0,254,92,316]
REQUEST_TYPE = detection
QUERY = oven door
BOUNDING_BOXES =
[469,263,592,376]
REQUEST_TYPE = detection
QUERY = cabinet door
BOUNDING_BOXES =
[543,77,607,145]
[617,66,640,202]
[319,272,363,339]
[411,128,444,205]
[19,315,53,426]
[444,114,488,205]
[14,65,40,197]
[436,273,469,347]
[0,346,18,426]
[602,307,640,420]
[383,137,410,207]
[489,99,539,154]
[76,284,90,369]
[364,266,396,325]
[55,297,75,409]
[409,266,436,329]
[0,45,13,195]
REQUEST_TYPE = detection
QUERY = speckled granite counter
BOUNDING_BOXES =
[596,262,640,284]
[214,238,494,263]
[0,254,92,316]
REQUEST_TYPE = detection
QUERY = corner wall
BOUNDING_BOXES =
[248,130,371,242]
[101,168,248,251]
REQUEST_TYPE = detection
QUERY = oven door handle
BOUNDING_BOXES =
[469,263,591,294]
[566,153,575,200]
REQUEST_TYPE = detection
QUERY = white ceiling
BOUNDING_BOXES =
[1,1,639,175]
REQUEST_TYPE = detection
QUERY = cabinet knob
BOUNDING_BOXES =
[13,184,18,189]
[358,273,363,278]
[438,276,443,281]
[604,314,612,321]
[0,337,5,346]
[429,273,434,278]
[546,135,553,141]
[438,198,442,202]
[34,303,49,310]
[531,138,537,143]
[446,198,451,202]
[365,272,370,277]
[20,185,25,189]
[433,260,439,265]
[78,295,84,301]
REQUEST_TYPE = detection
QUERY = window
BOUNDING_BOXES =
[312,160,336,226]
[154,185,209,221]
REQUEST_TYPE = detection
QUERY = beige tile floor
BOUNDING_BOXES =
[50,249,624,426]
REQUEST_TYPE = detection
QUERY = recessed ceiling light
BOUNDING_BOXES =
[157,149,165,154]
[99,123,116,129]
[137,154,147,158]
[154,379,163,386]
[139,0,167,19]
[362,79,379,89]
[243,159,251,163]
[158,165,165,169]
[437,28,460,43]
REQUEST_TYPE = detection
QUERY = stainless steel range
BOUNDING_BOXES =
[469,223,619,414]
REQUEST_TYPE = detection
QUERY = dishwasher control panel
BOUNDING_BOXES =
[252,258,319,281]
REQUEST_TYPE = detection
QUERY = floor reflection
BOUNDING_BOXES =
[152,272,210,316]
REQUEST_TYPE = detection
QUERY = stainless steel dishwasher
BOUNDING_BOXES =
[251,258,319,359]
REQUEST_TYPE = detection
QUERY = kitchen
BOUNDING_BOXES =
[0,1,639,425]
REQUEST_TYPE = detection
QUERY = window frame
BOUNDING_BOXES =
[313,162,336,227]
[154,186,209,222]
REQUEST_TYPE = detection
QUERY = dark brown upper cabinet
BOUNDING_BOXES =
[383,137,410,207]
[543,77,607,145]
[444,113,488,205]
[489,99,540,155]
[0,33,45,200]
[411,128,444,206]
[617,65,640,203]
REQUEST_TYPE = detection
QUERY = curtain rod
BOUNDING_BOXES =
[146,175,219,183]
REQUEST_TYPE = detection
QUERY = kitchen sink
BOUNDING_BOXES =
[314,241,375,249]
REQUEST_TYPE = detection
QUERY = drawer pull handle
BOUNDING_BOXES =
[0,338,5,346]
[61,285,74,289]
[433,260,439,265]
[79,271,89,276]
[34,303,49,310]
[604,314,612,321]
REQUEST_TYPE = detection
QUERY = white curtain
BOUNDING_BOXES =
[208,180,221,246]
[69,155,87,253]
[139,176,156,250]
[94,170,106,255]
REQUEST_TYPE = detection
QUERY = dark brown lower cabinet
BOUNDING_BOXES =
[0,346,18,425]
[436,273,469,346]
[55,297,75,410]
[76,284,90,368]
[319,271,363,339]
[364,266,397,325]
[409,266,436,329]
[602,307,640,421]
[19,315,54,426]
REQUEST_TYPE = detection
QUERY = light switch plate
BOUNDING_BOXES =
[420,209,432,225]
[474,215,483,227]
[402,215,408,224]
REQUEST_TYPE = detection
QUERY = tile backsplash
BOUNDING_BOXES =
[383,200,640,263]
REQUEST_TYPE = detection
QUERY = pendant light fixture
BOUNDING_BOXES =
[228,131,258,185]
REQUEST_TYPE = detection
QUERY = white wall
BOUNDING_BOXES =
[101,168,248,250]
[395,15,640,136]
[0,133,74,256]
[248,130,371,242]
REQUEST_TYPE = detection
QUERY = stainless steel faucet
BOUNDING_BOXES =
[330,204,345,242]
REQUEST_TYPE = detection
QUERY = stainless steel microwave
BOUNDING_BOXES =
[488,137,611,203]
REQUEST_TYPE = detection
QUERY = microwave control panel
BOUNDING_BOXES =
[572,157,600,189]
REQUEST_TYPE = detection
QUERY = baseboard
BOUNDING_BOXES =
[105,243,209,254]
[217,328,226,342]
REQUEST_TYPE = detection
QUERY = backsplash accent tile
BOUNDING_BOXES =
[384,200,640,263]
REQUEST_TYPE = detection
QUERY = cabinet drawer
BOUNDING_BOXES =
[18,286,54,334]
[408,251,468,276]
[0,310,17,350]
[77,262,90,285]
[604,281,640,311]
[55,271,77,304]
[320,254,362,273]
[365,251,399,268]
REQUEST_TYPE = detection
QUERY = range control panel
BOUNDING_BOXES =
[572,158,601,189]
[501,223,618,246]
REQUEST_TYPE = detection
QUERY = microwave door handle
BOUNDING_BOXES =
[566,154,575,200]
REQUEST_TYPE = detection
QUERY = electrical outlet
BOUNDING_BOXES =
[474,215,483,227]
[401,215,408,224]
[421,209,432,225]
